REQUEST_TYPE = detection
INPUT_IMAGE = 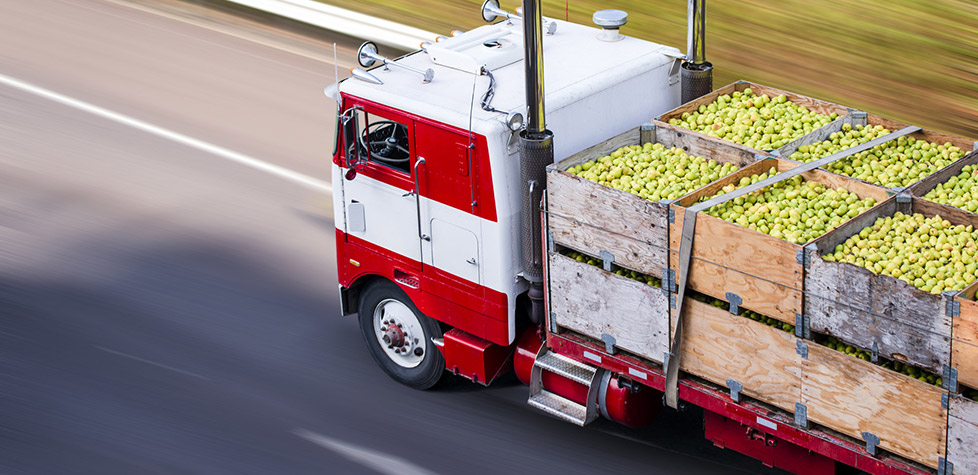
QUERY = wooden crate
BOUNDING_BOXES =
[673,296,802,413]
[801,342,948,469]
[546,124,759,279]
[954,281,978,389]
[669,158,890,324]
[654,80,851,157]
[947,395,978,473]
[805,196,978,373]
[908,150,978,201]
[672,296,946,468]
[780,113,978,190]
[547,252,669,364]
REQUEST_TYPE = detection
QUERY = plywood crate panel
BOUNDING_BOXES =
[546,125,759,278]
[669,158,890,324]
[654,80,851,157]
[947,395,978,474]
[801,342,948,469]
[805,196,978,373]
[548,252,669,364]
[954,281,978,389]
[673,297,802,413]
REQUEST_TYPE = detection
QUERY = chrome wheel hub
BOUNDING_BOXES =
[373,298,425,368]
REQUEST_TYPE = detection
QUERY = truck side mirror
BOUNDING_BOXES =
[340,106,363,180]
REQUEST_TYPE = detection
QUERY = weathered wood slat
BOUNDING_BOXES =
[806,196,971,373]
[548,252,669,363]
[674,297,802,412]
[549,214,668,276]
[547,169,669,274]
[668,209,802,323]
[801,343,947,469]
[804,257,951,372]
[955,282,978,389]
[669,250,803,323]
[654,125,761,165]
[947,395,978,474]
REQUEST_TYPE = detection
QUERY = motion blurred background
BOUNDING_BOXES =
[329,0,978,139]
[0,0,973,473]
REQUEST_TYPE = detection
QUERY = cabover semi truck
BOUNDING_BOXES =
[325,1,978,473]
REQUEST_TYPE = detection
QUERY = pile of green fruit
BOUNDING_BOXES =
[824,212,978,294]
[566,143,738,202]
[666,88,837,150]
[563,250,662,288]
[819,335,945,387]
[788,123,964,187]
[689,292,797,333]
[879,358,942,387]
[922,164,978,213]
[820,335,872,361]
[702,167,877,244]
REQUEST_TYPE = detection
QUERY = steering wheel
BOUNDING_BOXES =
[360,120,410,164]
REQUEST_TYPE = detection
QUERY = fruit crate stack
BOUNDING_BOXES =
[658,81,978,471]
[545,124,761,366]
[653,80,851,157]
[544,80,978,471]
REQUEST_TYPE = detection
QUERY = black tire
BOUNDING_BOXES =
[358,280,445,390]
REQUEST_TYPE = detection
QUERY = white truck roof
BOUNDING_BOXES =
[341,18,682,160]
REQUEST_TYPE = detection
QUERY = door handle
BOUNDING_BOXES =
[414,157,426,244]
[466,258,477,265]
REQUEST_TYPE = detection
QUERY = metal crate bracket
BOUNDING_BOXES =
[599,250,615,272]
[862,432,881,456]
[939,457,954,475]
[794,403,808,428]
[725,292,742,315]
[796,340,809,359]
[640,122,656,144]
[725,379,743,403]
[601,333,617,355]
[794,313,811,339]
[943,366,959,392]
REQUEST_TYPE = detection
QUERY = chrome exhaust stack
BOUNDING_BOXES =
[517,0,553,325]
[682,0,713,103]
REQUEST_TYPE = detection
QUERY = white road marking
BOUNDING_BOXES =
[293,428,439,475]
[95,345,209,380]
[0,73,332,193]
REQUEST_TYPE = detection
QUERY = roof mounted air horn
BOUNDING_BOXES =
[480,0,556,35]
[355,42,434,84]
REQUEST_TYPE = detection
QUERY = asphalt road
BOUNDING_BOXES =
[0,1,784,474]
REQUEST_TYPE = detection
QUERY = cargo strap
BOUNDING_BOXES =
[663,125,921,409]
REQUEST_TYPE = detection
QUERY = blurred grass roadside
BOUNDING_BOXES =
[319,0,978,140]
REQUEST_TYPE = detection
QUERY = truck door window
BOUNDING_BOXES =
[358,112,411,174]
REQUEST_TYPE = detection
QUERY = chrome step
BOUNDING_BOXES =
[534,350,598,386]
[527,347,604,426]
[528,390,588,426]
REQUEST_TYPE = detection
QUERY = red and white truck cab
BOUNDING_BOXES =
[331,9,681,386]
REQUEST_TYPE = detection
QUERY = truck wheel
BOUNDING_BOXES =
[358,280,445,389]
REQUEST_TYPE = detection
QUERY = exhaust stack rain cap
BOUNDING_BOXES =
[593,10,627,42]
